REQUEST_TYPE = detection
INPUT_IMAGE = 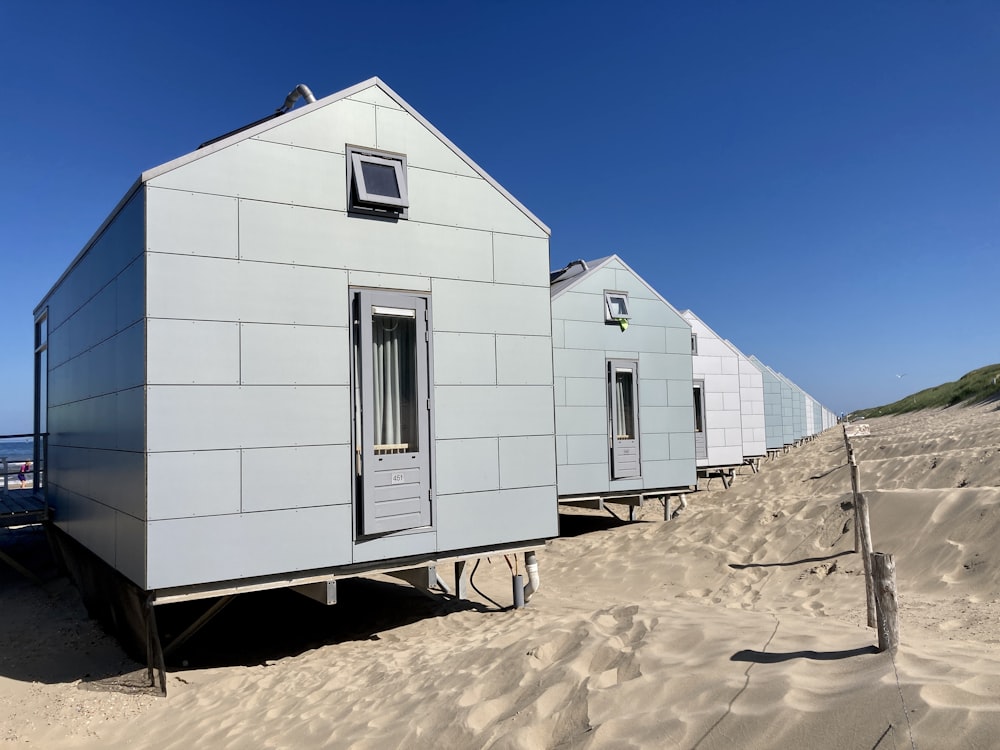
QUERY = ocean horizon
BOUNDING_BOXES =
[0,439,34,462]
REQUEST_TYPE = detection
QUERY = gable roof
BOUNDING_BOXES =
[144,77,550,236]
[36,78,551,313]
[549,254,686,318]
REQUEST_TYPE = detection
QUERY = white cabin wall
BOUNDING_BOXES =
[42,192,147,586]
[143,82,555,587]
[733,346,767,458]
[683,312,744,468]
[551,258,696,497]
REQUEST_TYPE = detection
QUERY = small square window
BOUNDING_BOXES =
[605,291,631,321]
[347,146,408,218]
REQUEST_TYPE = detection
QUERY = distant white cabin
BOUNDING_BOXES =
[681,311,744,471]
[549,256,696,514]
[724,339,767,461]
[749,356,787,451]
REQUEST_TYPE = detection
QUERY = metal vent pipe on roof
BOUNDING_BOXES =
[277,84,316,113]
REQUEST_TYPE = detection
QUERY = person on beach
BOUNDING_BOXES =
[18,461,30,488]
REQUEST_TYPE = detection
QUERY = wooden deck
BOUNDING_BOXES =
[0,490,48,528]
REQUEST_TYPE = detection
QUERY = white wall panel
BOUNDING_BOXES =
[434,386,554,439]
[669,432,696,460]
[347,87,403,109]
[146,188,238,258]
[556,464,611,496]
[554,291,603,323]
[496,335,552,386]
[612,267,660,300]
[564,377,605,407]
[73,284,117,358]
[565,434,607,465]
[148,140,345,211]
[407,168,547,238]
[433,280,550,336]
[640,432,669,461]
[116,256,145,331]
[99,449,146,519]
[555,406,607,436]
[564,321,665,354]
[376,107,479,177]
[115,512,146,587]
[147,505,354,588]
[114,322,145,392]
[251,97,376,153]
[240,324,348,385]
[493,234,549,287]
[147,385,350,451]
[433,333,497,385]
[639,379,669,406]
[147,320,240,385]
[435,438,499,495]
[148,450,242,520]
[238,200,495,282]
[146,254,348,326]
[553,347,605,376]
[242,445,351,511]
[436,486,557,550]
[115,387,145,452]
[499,436,556,489]
[53,488,118,566]
[348,270,432,292]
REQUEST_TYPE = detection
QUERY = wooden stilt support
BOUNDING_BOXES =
[145,596,168,696]
[163,595,236,658]
[872,552,899,653]
[856,493,876,628]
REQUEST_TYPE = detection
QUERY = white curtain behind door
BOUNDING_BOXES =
[616,370,635,440]
[372,315,415,450]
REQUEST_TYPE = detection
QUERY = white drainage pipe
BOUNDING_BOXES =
[522,550,540,602]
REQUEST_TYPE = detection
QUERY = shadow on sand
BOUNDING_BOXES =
[728,549,854,570]
[731,645,878,663]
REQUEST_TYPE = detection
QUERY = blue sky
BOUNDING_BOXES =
[2,1,998,432]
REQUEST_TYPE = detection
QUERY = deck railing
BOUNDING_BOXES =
[0,433,46,497]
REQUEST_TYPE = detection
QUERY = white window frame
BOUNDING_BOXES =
[347,146,409,218]
[604,291,631,321]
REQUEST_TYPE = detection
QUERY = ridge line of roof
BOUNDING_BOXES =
[140,77,550,236]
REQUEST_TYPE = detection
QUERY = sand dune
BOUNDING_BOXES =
[2,404,999,748]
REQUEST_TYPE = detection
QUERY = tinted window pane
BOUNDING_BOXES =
[608,295,628,316]
[361,162,401,198]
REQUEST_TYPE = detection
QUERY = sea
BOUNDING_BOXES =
[0,438,34,462]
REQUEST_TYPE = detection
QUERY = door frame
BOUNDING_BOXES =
[351,288,436,537]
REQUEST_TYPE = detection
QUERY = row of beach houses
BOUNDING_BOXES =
[30,78,834,659]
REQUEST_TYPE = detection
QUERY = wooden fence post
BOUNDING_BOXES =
[856,492,876,628]
[872,552,899,653]
[850,458,862,551]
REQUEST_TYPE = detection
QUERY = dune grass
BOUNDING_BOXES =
[852,363,1000,419]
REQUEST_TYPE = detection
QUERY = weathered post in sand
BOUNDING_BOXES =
[850,457,862,551]
[872,552,899,653]
[856,492,877,628]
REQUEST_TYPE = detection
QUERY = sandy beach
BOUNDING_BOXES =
[2,404,999,748]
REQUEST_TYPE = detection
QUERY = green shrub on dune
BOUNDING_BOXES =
[853,363,1000,419]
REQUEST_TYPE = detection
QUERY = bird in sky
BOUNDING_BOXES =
[896,373,907,378]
